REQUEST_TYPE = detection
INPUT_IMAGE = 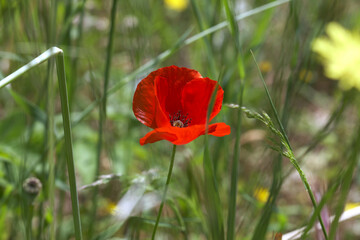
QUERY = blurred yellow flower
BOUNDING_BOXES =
[106,201,118,215]
[312,22,360,90]
[259,61,272,74]
[164,0,188,11]
[254,187,269,203]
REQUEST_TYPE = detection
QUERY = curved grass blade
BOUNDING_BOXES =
[249,50,328,240]
[0,47,83,240]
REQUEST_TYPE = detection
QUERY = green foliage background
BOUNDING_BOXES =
[0,0,360,239]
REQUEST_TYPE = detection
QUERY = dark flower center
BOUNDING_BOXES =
[169,110,191,128]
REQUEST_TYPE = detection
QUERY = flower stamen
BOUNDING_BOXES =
[169,110,191,128]
[172,120,184,128]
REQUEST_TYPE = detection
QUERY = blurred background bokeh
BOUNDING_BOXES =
[1,0,360,239]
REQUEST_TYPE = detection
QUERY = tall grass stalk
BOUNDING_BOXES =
[47,1,57,238]
[46,57,56,240]
[0,47,83,240]
[89,0,118,237]
[202,74,226,240]
[221,0,245,238]
[151,145,177,240]
[250,50,328,240]
[55,50,83,240]
[301,181,340,238]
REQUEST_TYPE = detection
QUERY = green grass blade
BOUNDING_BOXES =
[46,3,57,237]
[0,47,83,240]
[151,145,177,240]
[202,73,226,240]
[221,0,245,238]
[88,0,118,238]
[0,48,62,89]
[102,0,117,117]
[55,50,83,240]
[250,50,291,150]
[301,181,340,238]
[250,51,328,240]
[47,57,56,240]
[203,143,225,240]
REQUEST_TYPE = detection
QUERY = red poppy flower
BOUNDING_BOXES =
[133,65,231,145]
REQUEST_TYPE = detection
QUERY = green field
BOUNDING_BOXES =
[1,0,360,239]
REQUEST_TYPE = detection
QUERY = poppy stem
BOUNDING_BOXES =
[151,144,177,240]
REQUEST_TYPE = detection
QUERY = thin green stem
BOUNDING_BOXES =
[250,50,292,151]
[102,0,117,116]
[151,145,177,240]
[47,0,57,238]
[89,0,118,237]
[222,0,245,238]
[0,47,83,240]
[25,202,34,240]
[55,51,83,240]
[250,50,328,240]
[289,156,328,240]
[47,57,56,240]
[203,77,225,240]
[301,181,339,238]
[227,82,243,240]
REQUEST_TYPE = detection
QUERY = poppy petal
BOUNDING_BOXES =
[133,76,169,129]
[139,126,199,145]
[140,128,178,145]
[154,66,202,115]
[154,75,171,118]
[133,66,201,129]
[181,78,224,125]
[207,122,231,137]
[140,122,230,145]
